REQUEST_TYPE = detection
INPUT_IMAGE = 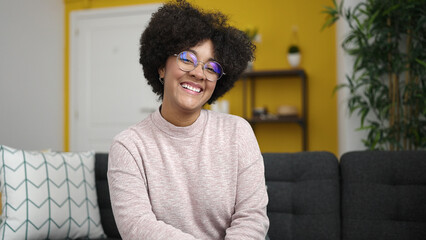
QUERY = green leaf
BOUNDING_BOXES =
[345,74,354,88]
[360,108,370,127]
[354,55,363,71]
[353,15,364,32]
[416,58,426,68]
[338,0,344,15]
[321,16,339,31]
[372,130,382,149]
[367,10,380,32]
[383,3,401,16]
[332,84,348,96]
[356,125,374,131]
[322,6,338,14]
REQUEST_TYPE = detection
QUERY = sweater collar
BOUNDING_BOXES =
[151,107,208,138]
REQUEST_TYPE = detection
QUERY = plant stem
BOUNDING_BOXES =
[394,74,400,150]
[387,16,395,150]
[404,28,412,150]
[414,75,420,150]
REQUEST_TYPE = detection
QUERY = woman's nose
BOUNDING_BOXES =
[190,63,206,80]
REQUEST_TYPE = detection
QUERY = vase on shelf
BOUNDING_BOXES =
[287,45,301,68]
[246,61,254,71]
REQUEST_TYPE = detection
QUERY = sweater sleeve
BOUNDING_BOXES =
[225,119,270,239]
[107,140,199,240]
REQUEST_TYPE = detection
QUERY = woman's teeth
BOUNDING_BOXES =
[181,83,201,93]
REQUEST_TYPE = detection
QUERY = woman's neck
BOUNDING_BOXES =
[160,104,201,127]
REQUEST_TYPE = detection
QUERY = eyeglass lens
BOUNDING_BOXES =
[176,51,224,81]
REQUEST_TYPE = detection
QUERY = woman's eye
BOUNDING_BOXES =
[180,57,193,64]
[205,62,221,74]
[205,67,216,73]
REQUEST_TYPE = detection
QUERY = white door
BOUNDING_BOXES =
[70,4,161,152]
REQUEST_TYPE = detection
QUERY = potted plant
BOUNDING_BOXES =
[287,45,301,68]
[322,0,426,150]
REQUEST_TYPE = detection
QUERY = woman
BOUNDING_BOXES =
[107,1,269,239]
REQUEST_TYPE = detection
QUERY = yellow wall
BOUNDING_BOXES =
[64,0,337,155]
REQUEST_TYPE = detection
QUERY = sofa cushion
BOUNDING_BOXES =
[0,145,105,239]
[341,151,426,240]
[263,151,340,240]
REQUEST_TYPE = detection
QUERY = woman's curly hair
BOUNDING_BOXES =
[139,0,255,104]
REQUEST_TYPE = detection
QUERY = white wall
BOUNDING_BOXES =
[337,0,367,156]
[0,0,64,151]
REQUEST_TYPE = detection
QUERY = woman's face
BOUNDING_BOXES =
[159,39,217,115]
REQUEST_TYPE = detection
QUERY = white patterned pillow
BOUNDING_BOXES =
[0,145,105,239]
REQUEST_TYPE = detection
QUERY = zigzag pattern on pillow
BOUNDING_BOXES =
[0,145,105,239]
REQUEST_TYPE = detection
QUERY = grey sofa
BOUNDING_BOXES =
[94,151,426,240]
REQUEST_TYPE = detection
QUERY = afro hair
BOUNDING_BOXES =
[139,0,255,104]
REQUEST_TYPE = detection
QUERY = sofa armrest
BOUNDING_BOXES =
[95,153,121,239]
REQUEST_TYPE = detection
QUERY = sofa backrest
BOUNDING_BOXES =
[95,153,121,239]
[263,151,341,240]
[340,151,426,240]
[94,150,425,240]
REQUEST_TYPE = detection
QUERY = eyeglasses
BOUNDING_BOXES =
[174,51,225,81]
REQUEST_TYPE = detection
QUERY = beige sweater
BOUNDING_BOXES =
[108,109,269,240]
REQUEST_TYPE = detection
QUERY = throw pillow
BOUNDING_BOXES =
[0,145,105,239]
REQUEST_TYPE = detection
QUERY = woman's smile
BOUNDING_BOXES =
[180,82,202,94]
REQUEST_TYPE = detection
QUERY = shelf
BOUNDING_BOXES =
[241,69,306,79]
[239,69,308,151]
[248,116,304,125]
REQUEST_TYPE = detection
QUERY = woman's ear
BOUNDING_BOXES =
[158,67,165,79]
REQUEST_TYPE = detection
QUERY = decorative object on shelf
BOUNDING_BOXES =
[287,45,301,68]
[244,26,259,71]
[322,0,426,150]
[244,26,259,43]
[210,100,229,114]
[287,26,301,68]
[246,61,254,72]
[253,106,268,120]
[277,105,298,117]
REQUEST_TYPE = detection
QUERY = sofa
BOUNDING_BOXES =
[95,151,426,240]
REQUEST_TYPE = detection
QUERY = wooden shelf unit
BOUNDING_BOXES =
[240,69,308,151]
